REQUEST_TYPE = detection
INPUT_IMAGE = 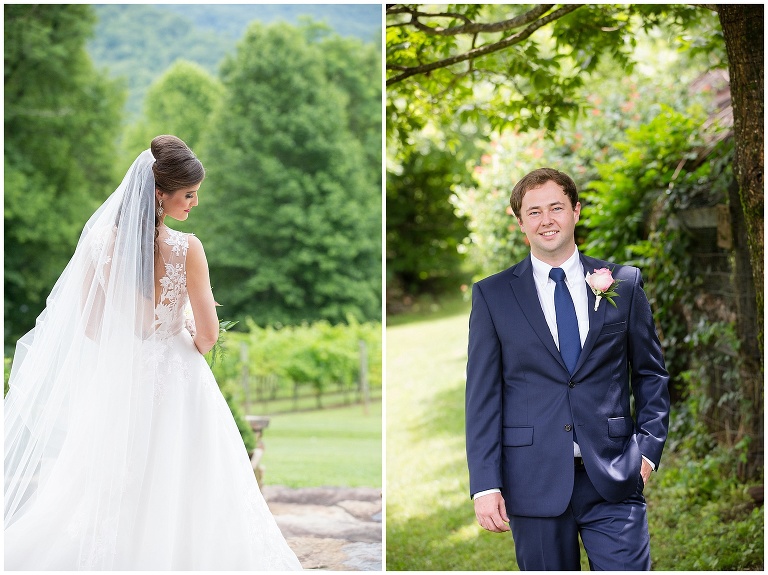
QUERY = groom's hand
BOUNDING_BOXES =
[640,457,653,486]
[474,492,510,532]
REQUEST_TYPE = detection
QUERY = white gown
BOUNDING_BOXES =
[4,227,302,570]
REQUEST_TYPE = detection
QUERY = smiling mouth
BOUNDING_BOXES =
[541,230,558,237]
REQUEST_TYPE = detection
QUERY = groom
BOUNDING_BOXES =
[465,168,670,570]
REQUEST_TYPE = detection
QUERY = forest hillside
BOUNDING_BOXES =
[88,4,381,117]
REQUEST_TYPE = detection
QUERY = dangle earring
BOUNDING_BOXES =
[157,198,164,218]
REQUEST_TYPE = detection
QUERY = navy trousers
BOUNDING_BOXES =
[509,463,651,571]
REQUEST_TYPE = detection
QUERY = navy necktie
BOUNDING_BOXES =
[549,267,581,374]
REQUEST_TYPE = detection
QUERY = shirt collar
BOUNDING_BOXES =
[531,246,583,286]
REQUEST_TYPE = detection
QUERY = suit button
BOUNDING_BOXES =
[564,424,572,432]
[568,381,575,388]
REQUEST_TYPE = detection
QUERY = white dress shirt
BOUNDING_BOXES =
[473,246,652,500]
[531,246,590,352]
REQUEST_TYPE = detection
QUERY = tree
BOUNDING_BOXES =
[716,4,763,477]
[88,5,231,117]
[387,135,475,301]
[121,60,224,164]
[88,5,382,119]
[4,5,124,348]
[386,4,762,357]
[716,4,763,348]
[309,23,382,189]
[385,6,717,302]
[200,22,381,326]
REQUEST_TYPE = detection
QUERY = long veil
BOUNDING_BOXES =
[4,150,160,568]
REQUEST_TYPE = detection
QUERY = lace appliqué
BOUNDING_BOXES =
[144,339,170,404]
[153,348,192,405]
[89,225,114,285]
[66,502,119,569]
[159,263,186,308]
[153,230,191,338]
[79,515,119,569]
[149,229,193,404]
[164,231,189,257]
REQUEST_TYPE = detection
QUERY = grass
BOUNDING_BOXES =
[260,401,382,488]
[386,291,471,327]
[385,304,763,571]
[386,303,535,570]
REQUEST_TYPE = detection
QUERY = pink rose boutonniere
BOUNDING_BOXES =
[585,268,623,311]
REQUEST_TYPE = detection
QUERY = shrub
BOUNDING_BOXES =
[210,318,382,412]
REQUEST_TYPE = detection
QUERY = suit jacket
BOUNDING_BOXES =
[465,252,670,517]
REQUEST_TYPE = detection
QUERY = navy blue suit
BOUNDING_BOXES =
[465,253,670,568]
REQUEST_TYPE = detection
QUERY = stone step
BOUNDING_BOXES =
[264,485,382,571]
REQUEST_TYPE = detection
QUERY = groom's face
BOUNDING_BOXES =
[516,180,581,266]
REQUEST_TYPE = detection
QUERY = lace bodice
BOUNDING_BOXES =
[154,227,194,338]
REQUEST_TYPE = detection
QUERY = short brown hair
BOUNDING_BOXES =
[509,168,578,218]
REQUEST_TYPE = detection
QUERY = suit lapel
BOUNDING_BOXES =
[509,255,568,371]
[572,254,607,375]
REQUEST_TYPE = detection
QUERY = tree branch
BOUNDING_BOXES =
[387,4,584,86]
[410,5,555,36]
[692,4,719,12]
[386,6,472,24]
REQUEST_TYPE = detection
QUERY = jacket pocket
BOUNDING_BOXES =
[599,321,627,336]
[503,426,534,446]
[608,416,634,437]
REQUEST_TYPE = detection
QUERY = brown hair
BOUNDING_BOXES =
[151,135,204,231]
[151,134,205,193]
[509,168,578,218]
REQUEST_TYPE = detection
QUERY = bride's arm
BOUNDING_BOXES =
[185,236,219,355]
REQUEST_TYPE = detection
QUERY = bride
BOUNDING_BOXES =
[4,135,303,570]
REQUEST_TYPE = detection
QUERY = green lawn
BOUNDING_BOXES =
[385,306,762,571]
[261,401,382,488]
[386,304,541,570]
[385,292,471,327]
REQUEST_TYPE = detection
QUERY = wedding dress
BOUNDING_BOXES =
[4,150,303,570]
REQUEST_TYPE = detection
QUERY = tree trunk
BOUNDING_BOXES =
[718,5,764,353]
[727,177,762,479]
[718,4,764,479]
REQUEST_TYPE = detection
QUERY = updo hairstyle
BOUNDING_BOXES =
[151,135,205,231]
[151,134,205,193]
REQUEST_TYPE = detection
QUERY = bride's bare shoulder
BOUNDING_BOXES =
[185,233,209,268]
[186,233,205,252]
